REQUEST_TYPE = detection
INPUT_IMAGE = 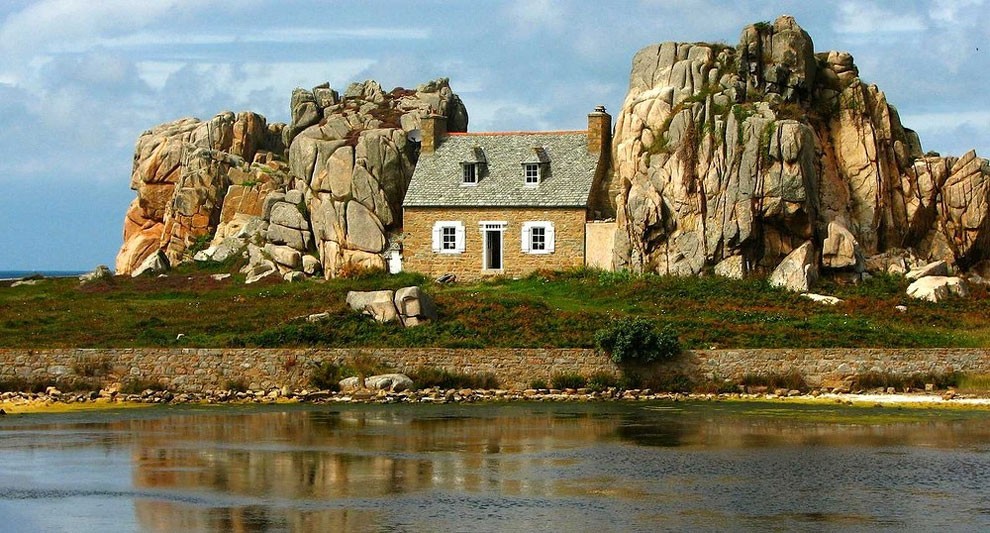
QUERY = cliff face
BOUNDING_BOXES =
[611,15,990,277]
[115,78,467,277]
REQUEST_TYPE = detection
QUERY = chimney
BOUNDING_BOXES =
[587,105,611,156]
[421,114,447,155]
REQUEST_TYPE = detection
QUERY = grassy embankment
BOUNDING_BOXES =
[1,263,987,349]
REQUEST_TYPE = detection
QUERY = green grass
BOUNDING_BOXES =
[0,265,987,349]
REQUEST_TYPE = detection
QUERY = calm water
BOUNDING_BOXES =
[1,401,990,532]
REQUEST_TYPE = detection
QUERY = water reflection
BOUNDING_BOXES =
[3,402,990,532]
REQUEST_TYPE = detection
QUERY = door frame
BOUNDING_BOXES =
[479,221,507,272]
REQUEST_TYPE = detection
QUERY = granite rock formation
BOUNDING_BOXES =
[611,15,990,283]
[116,112,285,275]
[116,78,467,278]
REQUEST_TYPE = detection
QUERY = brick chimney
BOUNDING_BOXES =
[587,105,611,156]
[420,114,447,154]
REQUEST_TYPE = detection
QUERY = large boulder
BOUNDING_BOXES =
[79,265,113,283]
[906,276,969,303]
[131,250,170,277]
[769,241,817,292]
[906,260,949,281]
[346,290,398,323]
[345,286,436,327]
[394,286,438,327]
[339,373,414,393]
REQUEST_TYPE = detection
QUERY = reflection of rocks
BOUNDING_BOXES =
[118,402,989,532]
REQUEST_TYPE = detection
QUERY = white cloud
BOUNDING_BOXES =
[45,26,431,54]
[900,110,990,133]
[929,0,986,24]
[834,2,926,34]
[136,61,186,90]
[501,0,567,37]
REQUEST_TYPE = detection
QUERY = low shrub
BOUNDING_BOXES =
[73,357,111,377]
[740,370,808,392]
[408,367,499,390]
[550,372,587,390]
[958,373,990,393]
[587,372,621,392]
[224,378,249,392]
[309,361,356,391]
[634,373,694,393]
[528,379,548,390]
[853,371,960,391]
[693,378,739,394]
[348,352,390,378]
[0,378,99,393]
[594,317,681,364]
[119,379,166,395]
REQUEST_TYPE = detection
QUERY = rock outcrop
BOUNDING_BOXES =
[116,112,287,275]
[346,286,438,327]
[611,15,990,280]
[116,78,467,280]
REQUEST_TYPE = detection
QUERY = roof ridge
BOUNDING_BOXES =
[447,130,587,136]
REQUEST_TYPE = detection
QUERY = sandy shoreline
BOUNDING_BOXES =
[4,390,990,416]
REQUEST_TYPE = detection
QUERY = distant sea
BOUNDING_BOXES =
[0,270,88,281]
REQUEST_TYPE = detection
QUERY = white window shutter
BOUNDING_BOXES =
[546,222,555,253]
[431,223,441,253]
[454,222,465,253]
[521,222,532,252]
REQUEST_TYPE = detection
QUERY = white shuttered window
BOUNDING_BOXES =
[432,221,465,253]
[521,221,555,254]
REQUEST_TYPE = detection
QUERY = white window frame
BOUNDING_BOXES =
[432,221,465,254]
[521,221,555,254]
[523,163,541,187]
[462,163,479,186]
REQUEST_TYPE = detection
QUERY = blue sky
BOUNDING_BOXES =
[0,0,987,270]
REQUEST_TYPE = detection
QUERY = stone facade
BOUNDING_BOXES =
[3,348,990,393]
[402,207,587,280]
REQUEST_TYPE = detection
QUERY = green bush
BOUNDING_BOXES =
[594,317,681,364]
[740,370,808,391]
[120,379,166,395]
[408,367,499,390]
[550,372,587,390]
[587,372,621,392]
[309,361,356,391]
[528,379,549,390]
[635,373,694,393]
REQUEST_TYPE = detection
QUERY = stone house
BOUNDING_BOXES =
[401,107,614,280]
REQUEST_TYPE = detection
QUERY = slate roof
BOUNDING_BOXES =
[403,131,599,208]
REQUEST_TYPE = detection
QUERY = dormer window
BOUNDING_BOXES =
[524,163,540,186]
[462,163,478,185]
[522,147,549,187]
[460,146,486,186]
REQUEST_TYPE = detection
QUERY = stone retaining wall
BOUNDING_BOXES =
[1,348,989,392]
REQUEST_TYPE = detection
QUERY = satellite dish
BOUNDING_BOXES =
[407,129,422,143]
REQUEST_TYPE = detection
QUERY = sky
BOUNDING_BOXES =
[0,0,987,271]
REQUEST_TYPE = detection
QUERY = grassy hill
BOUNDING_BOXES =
[1,265,987,349]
